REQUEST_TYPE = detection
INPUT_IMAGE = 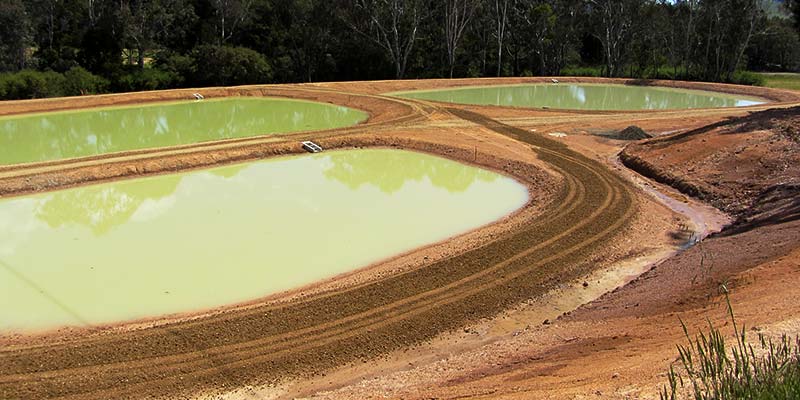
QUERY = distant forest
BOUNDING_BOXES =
[1,0,799,100]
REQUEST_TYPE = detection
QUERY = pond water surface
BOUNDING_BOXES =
[393,83,765,110]
[0,149,528,332]
[0,97,367,165]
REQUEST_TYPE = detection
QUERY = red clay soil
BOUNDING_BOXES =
[301,97,800,400]
[314,220,799,400]
[621,106,800,216]
[0,78,798,400]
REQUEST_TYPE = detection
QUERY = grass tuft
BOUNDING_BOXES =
[660,289,800,400]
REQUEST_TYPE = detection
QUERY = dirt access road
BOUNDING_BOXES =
[309,105,800,400]
[0,78,798,399]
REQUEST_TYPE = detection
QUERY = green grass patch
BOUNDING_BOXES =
[560,66,603,77]
[661,290,800,400]
[757,73,800,91]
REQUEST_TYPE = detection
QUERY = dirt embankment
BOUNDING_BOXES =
[621,106,800,224]
[305,104,800,400]
[317,219,800,400]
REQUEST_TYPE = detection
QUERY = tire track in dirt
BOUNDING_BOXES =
[0,107,636,399]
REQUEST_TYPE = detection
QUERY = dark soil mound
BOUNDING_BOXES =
[606,125,652,140]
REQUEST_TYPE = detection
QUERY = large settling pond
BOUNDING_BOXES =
[0,149,528,332]
[393,83,765,110]
[0,97,367,165]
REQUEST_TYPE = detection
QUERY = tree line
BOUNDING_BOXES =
[0,0,798,100]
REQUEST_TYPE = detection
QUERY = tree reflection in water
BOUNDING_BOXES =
[33,150,499,235]
[0,98,366,165]
[322,149,497,194]
[399,84,761,110]
[35,176,182,235]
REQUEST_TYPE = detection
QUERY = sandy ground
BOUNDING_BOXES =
[0,78,798,399]
[304,219,799,400]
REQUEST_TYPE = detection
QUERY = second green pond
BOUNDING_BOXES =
[0,97,367,165]
[393,83,765,110]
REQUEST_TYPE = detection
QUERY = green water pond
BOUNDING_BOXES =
[0,149,528,332]
[0,97,367,165]
[392,83,765,110]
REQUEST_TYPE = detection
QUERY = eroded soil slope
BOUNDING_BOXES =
[621,107,800,218]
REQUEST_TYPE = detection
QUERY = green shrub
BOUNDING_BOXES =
[0,68,107,100]
[114,68,180,92]
[62,67,108,96]
[191,45,272,86]
[0,73,20,99]
[20,70,64,98]
[0,69,65,99]
[730,71,766,86]
[153,53,195,88]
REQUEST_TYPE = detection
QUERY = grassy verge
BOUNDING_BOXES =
[757,73,800,91]
[660,289,800,400]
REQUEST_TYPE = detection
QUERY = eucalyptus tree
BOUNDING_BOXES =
[586,0,640,77]
[504,0,576,76]
[78,0,125,75]
[696,0,766,81]
[29,0,58,51]
[628,1,670,77]
[491,0,511,76]
[550,0,584,74]
[504,0,537,76]
[338,0,426,79]
[727,0,765,79]
[212,0,254,43]
[443,0,481,77]
[26,0,101,72]
[748,16,800,70]
[792,0,800,34]
[662,0,700,76]
[684,0,700,74]
[283,0,337,82]
[462,4,494,76]
[525,1,557,75]
[118,0,196,68]
[0,0,32,71]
